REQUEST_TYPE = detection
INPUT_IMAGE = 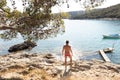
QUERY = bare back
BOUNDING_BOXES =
[63,45,71,53]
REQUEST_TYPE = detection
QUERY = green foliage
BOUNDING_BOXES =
[0,0,65,41]
[0,0,105,41]
[4,8,10,13]
[72,4,120,19]
[0,0,7,8]
[6,10,22,19]
[60,12,70,19]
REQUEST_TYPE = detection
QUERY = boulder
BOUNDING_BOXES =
[8,41,37,52]
[43,54,55,59]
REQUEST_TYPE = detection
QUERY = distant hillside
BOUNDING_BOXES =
[71,4,120,19]
[54,10,85,19]
[68,11,85,19]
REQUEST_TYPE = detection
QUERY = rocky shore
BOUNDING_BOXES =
[0,52,120,80]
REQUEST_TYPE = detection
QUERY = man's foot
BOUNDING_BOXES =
[65,65,67,69]
[70,64,72,69]
[68,62,73,65]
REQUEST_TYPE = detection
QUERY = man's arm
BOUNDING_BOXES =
[70,46,73,56]
[62,46,64,55]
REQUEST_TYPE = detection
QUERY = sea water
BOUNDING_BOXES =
[0,19,120,64]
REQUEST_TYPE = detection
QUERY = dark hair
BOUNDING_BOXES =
[66,40,69,44]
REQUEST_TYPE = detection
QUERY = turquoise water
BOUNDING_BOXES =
[0,19,120,64]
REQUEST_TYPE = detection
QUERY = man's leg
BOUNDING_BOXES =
[65,56,67,69]
[69,56,72,68]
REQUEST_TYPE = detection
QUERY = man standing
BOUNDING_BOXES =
[62,40,73,68]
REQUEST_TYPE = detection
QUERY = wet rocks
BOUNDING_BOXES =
[20,53,37,58]
[43,54,55,59]
[0,52,120,80]
[27,63,44,69]
[0,77,23,80]
[8,41,37,52]
[19,70,30,75]
[105,65,120,73]
[7,64,24,69]
[45,59,55,64]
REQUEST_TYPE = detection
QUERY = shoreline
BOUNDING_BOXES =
[98,18,120,20]
[69,18,120,20]
[0,51,120,80]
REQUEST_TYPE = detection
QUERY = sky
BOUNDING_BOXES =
[52,0,120,13]
[7,0,120,13]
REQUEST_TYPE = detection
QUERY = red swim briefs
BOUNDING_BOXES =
[65,53,71,56]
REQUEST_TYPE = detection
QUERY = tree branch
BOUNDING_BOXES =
[0,26,16,30]
[0,8,10,14]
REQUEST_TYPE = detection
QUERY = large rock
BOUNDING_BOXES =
[8,41,37,52]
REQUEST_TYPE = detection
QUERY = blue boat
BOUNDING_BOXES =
[103,34,120,39]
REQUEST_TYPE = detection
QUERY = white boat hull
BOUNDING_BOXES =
[103,34,120,39]
[103,48,114,53]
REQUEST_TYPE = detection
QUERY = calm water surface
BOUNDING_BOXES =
[0,19,120,64]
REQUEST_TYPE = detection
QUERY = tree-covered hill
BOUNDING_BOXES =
[71,4,120,19]
[68,11,85,19]
[55,11,85,19]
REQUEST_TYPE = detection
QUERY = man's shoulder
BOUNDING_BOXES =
[64,45,71,47]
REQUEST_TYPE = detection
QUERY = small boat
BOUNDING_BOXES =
[103,48,114,53]
[103,34,120,39]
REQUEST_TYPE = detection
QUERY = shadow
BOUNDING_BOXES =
[0,77,22,80]
[60,64,74,80]
[62,68,71,77]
